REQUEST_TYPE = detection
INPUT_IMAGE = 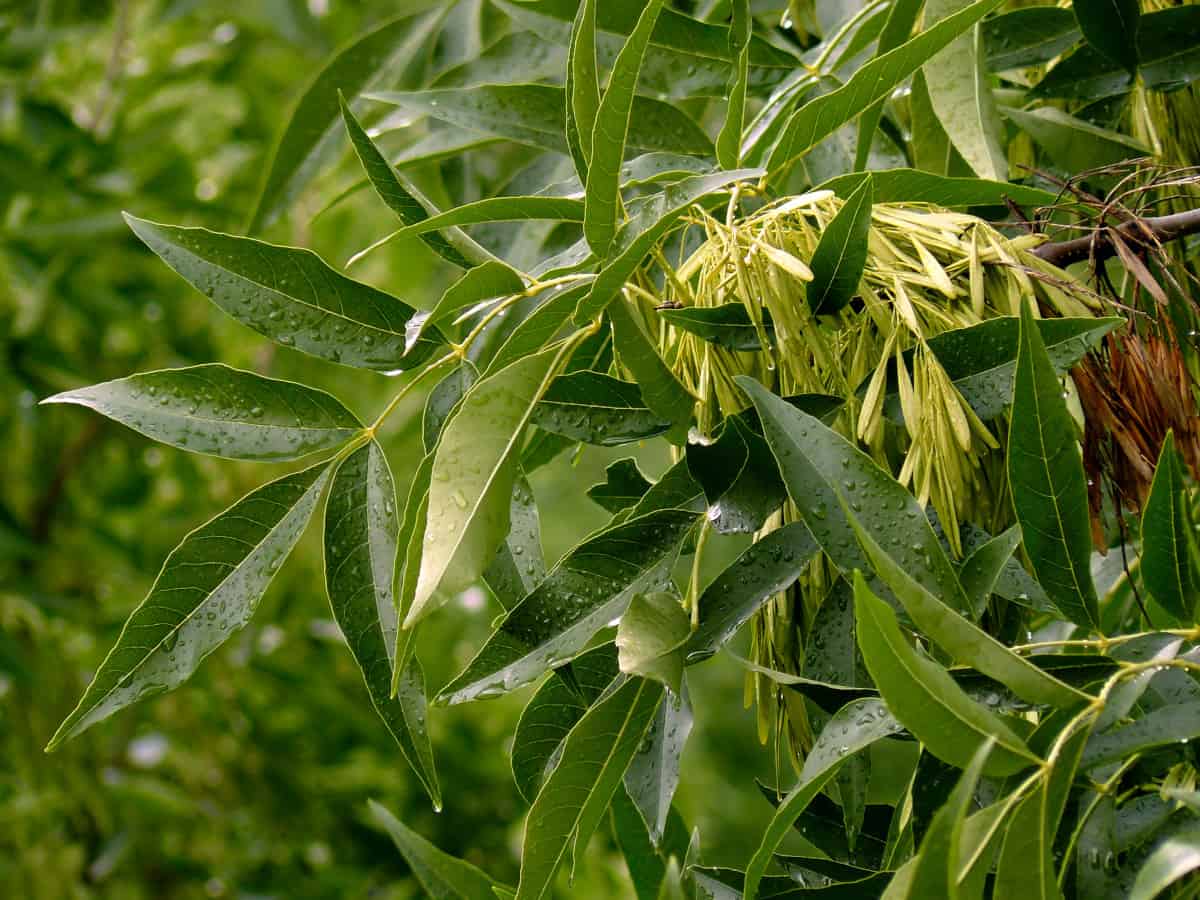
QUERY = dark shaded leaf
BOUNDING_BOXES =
[808,176,873,316]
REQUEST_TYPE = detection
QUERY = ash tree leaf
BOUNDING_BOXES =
[511,643,619,804]
[1000,106,1148,173]
[531,371,671,446]
[1129,824,1200,900]
[416,261,526,349]
[369,799,510,899]
[957,525,1022,618]
[587,458,654,514]
[437,507,697,705]
[42,364,361,462]
[485,281,595,376]
[339,95,487,270]
[483,473,545,611]
[46,462,332,750]
[681,525,820,667]
[565,0,600,180]
[124,215,444,372]
[765,0,1004,180]
[1073,0,1140,74]
[1140,431,1198,624]
[516,676,665,900]
[715,0,751,170]
[627,458,706,520]
[853,573,1040,777]
[366,84,712,158]
[325,442,439,808]
[982,7,1080,72]
[686,414,787,534]
[408,340,570,627]
[808,175,874,316]
[743,696,908,899]
[818,170,1059,209]
[624,680,693,845]
[617,593,689,693]
[1081,701,1200,770]
[248,9,445,231]
[853,0,924,171]
[922,0,1007,182]
[392,450,436,692]
[736,375,1088,710]
[610,298,694,443]
[584,0,665,257]
[659,304,772,352]
[1007,301,1100,630]
[611,789,690,900]
[369,195,587,244]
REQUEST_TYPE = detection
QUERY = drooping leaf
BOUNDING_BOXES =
[854,574,1039,777]
[612,790,690,900]
[325,442,439,808]
[1081,701,1200,770]
[584,0,665,257]
[42,364,361,462]
[487,281,595,375]
[366,84,712,158]
[565,0,599,180]
[393,450,436,690]
[685,413,788,534]
[516,676,665,900]
[531,371,671,446]
[248,10,445,231]
[659,304,773,352]
[409,340,570,626]
[624,681,693,844]
[438,508,697,705]
[628,458,707,520]
[369,799,510,898]
[46,463,331,750]
[587,458,654,514]
[743,696,907,899]
[610,297,694,441]
[1129,825,1200,900]
[483,474,545,611]
[1007,301,1100,629]
[982,7,1081,72]
[617,593,689,692]
[765,0,1004,180]
[853,0,924,171]
[1073,0,1140,74]
[363,195,587,246]
[922,0,1007,181]
[124,215,443,372]
[1141,432,1197,623]
[1001,106,1148,174]
[715,0,751,170]
[807,176,874,316]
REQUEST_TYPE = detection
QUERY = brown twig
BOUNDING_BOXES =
[1033,207,1200,268]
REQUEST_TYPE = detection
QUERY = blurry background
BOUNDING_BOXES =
[0,2,788,896]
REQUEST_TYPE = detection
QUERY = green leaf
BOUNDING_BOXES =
[612,791,689,900]
[531,371,671,446]
[957,525,1021,617]
[617,593,688,692]
[438,508,697,704]
[1007,301,1100,629]
[566,0,600,179]
[584,0,665,257]
[628,458,706,519]
[625,683,693,844]
[743,696,907,899]
[587,458,654,513]
[325,443,439,808]
[808,176,874,316]
[922,0,1007,181]
[366,84,712,158]
[366,195,587,245]
[124,215,443,372]
[248,9,445,231]
[511,643,619,803]
[715,0,751,170]
[369,799,509,898]
[573,169,765,324]
[483,473,545,611]
[1000,106,1148,174]
[424,261,526,338]
[765,0,1004,179]
[1073,0,1139,74]
[983,8,1080,72]
[42,364,361,462]
[392,450,436,692]
[487,281,594,375]
[685,414,788,534]
[1081,701,1200,770]
[853,0,924,171]
[901,738,994,900]
[854,574,1039,777]
[736,376,1087,709]
[610,297,694,442]
[339,95,484,270]
[1141,432,1198,623]
[46,463,331,750]
[516,676,665,900]
[1129,825,1200,900]
[659,304,772,352]
[409,340,570,626]
[686,525,816,667]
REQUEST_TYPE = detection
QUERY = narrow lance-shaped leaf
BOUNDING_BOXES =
[483,473,545,610]
[584,0,666,257]
[610,298,694,443]
[624,681,693,845]
[715,0,751,170]
[982,7,1081,72]
[818,170,1058,209]
[392,449,436,694]
[325,442,440,808]
[409,340,571,627]
[47,462,331,750]
[412,261,525,350]
[1073,0,1140,74]
[854,0,924,170]
[1000,106,1148,173]
[766,0,1004,180]
[248,9,445,231]
[922,0,1007,181]
[438,507,697,705]
[1129,825,1200,900]
[566,0,600,180]
[1141,431,1197,623]
[124,215,443,372]
[1007,300,1100,629]
[369,800,511,899]
[807,176,873,316]
[517,676,665,900]
[339,95,486,269]
[854,574,1040,777]
[42,364,362,462]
